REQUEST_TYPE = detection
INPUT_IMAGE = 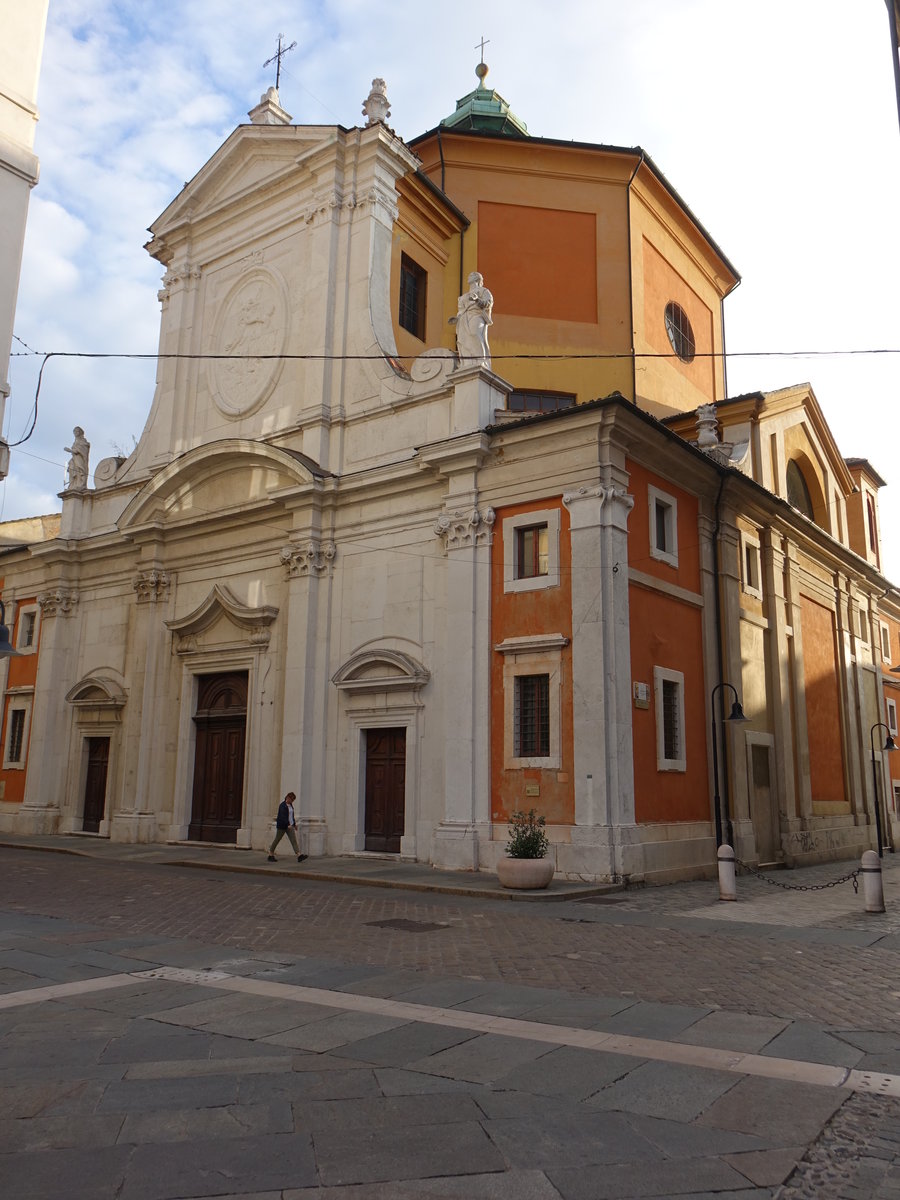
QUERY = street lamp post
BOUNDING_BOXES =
[0,599,21,659]
[711,681,749,848]
[869,721,897,858]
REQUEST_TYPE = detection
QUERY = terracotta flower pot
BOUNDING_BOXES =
[496,856,555,890]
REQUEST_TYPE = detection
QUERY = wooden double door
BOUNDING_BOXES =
[364,727,406,853]
[190,672,248,843]
[82,737,109,833]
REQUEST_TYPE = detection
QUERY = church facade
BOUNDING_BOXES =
[1,71,897,882]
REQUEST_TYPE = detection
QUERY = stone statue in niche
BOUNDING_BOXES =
[451,271,493,369]
[64,426,90,490]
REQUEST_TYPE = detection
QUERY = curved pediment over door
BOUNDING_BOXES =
[117,440,327,533]
[332,648,430,695]
[166,583,278,656]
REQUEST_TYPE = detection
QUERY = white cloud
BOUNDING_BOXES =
[6,0,900,577]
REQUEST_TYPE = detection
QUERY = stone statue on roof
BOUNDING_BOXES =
[451,271,493,369]
[64,426,90,491]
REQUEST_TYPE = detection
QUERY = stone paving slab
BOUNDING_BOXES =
[312,1119,504,1187]
[546,1155,767,1198]
[408,1031,559,1085]
[118,1099,293,1144]
[697,1075,845,1144]
[121,1133,318,1199]
[584,1060,739,1122]
[0,1144,133,1199]
[284,1170,566,1198]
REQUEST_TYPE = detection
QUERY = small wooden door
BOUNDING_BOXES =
[190,673,247,843]
[82,737,109,833]
[364,727,406,853]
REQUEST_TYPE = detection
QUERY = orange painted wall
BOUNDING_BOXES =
[0,598,41,805]
[490,499,574,824]
[628,584,709,823]
[641,238,715,401]
[626,459,702,593]
[625,460,707,823]
[477,202,597,323]
[800,595,846,804]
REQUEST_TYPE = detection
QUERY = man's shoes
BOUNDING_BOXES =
[297,854,308,862]
[267,855,277,862]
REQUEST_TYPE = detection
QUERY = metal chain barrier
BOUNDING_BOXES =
[735,857,860,894]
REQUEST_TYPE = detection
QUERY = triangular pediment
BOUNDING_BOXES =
[118,440,324,532]
[754,384,855,495]
[147,124,343,253]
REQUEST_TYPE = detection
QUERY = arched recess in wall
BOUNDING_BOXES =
[786,456,828,530]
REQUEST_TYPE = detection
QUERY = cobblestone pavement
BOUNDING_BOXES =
[3,844,900,1197]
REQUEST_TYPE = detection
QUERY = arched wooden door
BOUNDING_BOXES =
[189,672,248,843]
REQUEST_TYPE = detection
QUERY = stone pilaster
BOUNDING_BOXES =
[762,531,796,838]
[18,588,79,833]
[431,502,494,870]
[562,484,635,878]
[278,538,336,855]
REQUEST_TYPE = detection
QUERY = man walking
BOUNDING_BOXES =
[268,791,307,862]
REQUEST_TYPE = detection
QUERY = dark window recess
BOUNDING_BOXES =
[20,612,36,647]
[664,301,695,363]
[515,674,550,757]
[654,500,672,553]
[786,461,814,519]
[399,253,427,340]
[516,524,549,579]
[662,679,680,761]
[7,709,25,762]
[508,390,576,413]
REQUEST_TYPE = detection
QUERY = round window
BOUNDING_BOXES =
[664,302,695,363]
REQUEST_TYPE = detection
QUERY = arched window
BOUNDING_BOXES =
[786,460,814,519]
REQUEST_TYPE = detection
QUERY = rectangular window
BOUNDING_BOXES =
[516,524,548,579]
[515,674,550,758]
[880,623,892,664]
[399,253,426,340]
[508,390,576,414]
[654,666,686,772]
[19,611,36,648]
[648,485,678,568]
[741,533,762,599]
[888,699,899,738]
[503,508,561,594]
[7,709,25,763]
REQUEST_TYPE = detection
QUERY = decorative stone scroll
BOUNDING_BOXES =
[133,569,171,603]
[563,485,634,533]
[38,588,78,617]
[279,541,337,578]
[434,507,495,552]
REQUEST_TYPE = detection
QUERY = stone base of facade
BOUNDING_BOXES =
[431,823,479,871]
[109,812,158,843]
[12,805,61,836]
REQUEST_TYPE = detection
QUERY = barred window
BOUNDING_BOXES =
[662,679,681,761]
[7,709,25,763]
[399,253,427,340]
[515,674,550,758]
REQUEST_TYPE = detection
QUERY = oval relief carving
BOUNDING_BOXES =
[209,268,288,418]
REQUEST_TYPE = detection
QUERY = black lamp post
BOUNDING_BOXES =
[0,600,21,659]
[869,721,897,858]
[711,681,749,847]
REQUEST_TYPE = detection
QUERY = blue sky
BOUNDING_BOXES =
[6,0,900,578]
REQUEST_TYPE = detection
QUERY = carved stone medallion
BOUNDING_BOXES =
[209,267,288,418]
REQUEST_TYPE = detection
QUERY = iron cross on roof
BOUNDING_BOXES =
[264,34,296,91]
[475,35,490,64]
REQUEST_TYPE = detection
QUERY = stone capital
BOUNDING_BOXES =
[434,507,495,552]
[280,540,337,578]
[563,485,634,531]
[37,588,78,617]
[133,569,171,603]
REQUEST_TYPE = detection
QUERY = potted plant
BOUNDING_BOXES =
[496,808,555,890]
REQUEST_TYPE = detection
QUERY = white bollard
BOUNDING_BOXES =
[861,849,885,914]
[718,844,736,901]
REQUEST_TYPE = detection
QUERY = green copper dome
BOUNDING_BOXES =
[440,60,528,137]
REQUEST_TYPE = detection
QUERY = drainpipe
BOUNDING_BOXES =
[625,151,645,404]
[711,471,734,846]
